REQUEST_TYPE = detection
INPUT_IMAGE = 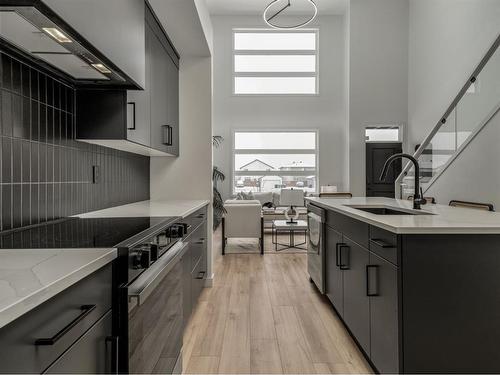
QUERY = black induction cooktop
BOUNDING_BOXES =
[0,216,179,249]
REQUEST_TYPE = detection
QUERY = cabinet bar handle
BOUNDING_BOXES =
[127,102,136,130]
[335,243,340,267]
[162,125,173,146]
[370,239,395,248]
[196,271,206,280]
[366,265,379,296]
[106,336,119,374]
[338,244,349,270]
[35,304,96,345]
[195,238,206,245]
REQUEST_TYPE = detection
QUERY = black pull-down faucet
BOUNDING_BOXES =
[379,153,427,210]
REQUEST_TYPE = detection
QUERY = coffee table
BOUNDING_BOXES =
[271,220,308,251]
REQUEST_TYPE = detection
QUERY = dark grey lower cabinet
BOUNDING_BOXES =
[325,226,344,316]
[342,237,370,355]
[369,252,399,374]
[181,249,193,328]
[181,206,208,327]
[0,264,113,374]
[45,311,114,374]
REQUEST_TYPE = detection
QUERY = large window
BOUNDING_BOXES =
[233,29,319,95]
[233,131,318,194]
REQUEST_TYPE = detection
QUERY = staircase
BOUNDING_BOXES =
[396,34,500,199]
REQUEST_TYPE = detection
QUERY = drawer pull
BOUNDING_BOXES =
[35,304,96,346]
[195,239,206,245]
[196,271,206,280]
[370,239,395,248]
[195,214,205,219]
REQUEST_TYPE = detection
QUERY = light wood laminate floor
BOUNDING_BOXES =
[182,251,373,374]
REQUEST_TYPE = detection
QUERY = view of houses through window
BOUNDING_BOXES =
[233,131,318,194]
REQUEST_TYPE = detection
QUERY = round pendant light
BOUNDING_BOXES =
[263,0,318,30]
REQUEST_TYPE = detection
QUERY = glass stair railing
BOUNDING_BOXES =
[396,33,500,199]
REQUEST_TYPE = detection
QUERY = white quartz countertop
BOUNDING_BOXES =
[306,197,500,234]
[75,200,210,219]
[0,248,116,329]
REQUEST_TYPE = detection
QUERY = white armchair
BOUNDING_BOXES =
[222,200,264,255]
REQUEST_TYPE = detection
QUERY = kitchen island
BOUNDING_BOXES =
[306,197,500,374]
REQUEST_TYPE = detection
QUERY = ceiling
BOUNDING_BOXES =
[205,0,348,16]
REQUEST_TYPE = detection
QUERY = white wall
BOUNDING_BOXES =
[408,0,500,149]
[348,0,409,196]
[150,56,214,278]
[212,15,348,199]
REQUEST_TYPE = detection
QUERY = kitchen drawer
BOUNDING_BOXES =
[185,206,208,236]
[369,226,399,265]
[326,210,369,248]
[0,264,112,374]
[191,255,206,306]
[44,310,115,374]
[190,224,207,271]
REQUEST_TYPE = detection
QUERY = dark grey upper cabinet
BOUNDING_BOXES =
[342,237,370,356]
[325,226,344,316]
[369,252,399,374]
[75,2,179,157]
[126,25,151,148]
[146,6,179,156]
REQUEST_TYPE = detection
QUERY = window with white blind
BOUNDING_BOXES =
[233,131,319,194]
[233,29,319,95]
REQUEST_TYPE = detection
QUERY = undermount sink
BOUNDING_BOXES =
[344,205,433,216]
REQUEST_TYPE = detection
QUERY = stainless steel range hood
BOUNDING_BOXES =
[0,1,138,87]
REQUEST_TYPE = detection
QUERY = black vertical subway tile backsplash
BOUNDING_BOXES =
[0,50,150,232]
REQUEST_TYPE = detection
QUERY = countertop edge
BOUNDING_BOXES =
[180,200,210,218]
[0,248,117,330]
[74,200,210,220]
[305,197,500,234]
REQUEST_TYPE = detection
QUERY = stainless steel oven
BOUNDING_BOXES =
[126,241,188,374]
[307,204,326,293]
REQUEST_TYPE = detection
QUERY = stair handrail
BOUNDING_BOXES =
[395,33,500,198]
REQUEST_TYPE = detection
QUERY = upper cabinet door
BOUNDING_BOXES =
[126,25,151,147]
[42,0,146,88]
[149,26,170,153]
[166,56,179,156]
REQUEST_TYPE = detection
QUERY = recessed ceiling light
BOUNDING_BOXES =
[91,63,112,74]
[42,27,72,43]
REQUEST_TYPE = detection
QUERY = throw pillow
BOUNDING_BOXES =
[237,191,254,200]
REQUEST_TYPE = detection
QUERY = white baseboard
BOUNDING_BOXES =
[204,273,215,287]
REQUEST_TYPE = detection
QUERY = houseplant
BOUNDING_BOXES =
[213,136,226,230]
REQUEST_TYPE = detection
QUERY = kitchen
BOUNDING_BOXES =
[1,0,500,374]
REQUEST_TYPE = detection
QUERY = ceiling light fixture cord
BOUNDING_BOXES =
[267,0,291,22]
[263,0,318,30]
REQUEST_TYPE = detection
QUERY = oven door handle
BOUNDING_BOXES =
[128,241,188,306]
